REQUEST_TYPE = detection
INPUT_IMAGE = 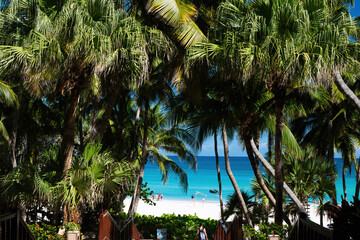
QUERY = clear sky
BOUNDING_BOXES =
[196,3,360,157]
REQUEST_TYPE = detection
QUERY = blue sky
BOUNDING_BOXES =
[196,3,360,157]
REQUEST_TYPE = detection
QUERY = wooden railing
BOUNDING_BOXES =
[213,215,243,240]
[287,214,333,240]
[0,212,36,240]
[98,210,143,240]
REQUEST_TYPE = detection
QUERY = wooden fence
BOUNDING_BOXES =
[98,210,143,240]
[0,212,36,240]
[287,214,333,240]
[213,215,243,240]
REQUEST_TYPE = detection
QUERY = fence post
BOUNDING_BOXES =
[16,211,19,240]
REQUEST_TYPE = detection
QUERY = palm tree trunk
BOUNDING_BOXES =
[245,139,276,207]
[320,199,323,227]
[274,90,285,224]
[342,164,347,201]
[355,157,360,198]
[221,122,253,227]
[78,115,84,152]
[63,204,70,224]
[334,68,360,112]
[129,105,142,160]
[245,139,292,226]
[268,131,273,161]
[214,130,224,221]
[10,78,23,168]
[328,119,338,205]
[96,85,122,141]
[61,88,81,175]
[89,101,99,143]
[250,139,307,214]
[127,101,149,221]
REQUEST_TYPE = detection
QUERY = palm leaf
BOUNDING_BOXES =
[147,0,206,47]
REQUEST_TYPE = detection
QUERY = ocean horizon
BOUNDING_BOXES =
[144,156,357,204]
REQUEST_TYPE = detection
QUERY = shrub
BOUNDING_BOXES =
[28,222,81,240]
[134,213,218,240]
[243,223,291,240]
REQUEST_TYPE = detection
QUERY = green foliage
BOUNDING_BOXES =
[28,222,81,240]
[64,222,80,231]
[126,182,155,206]
[135,214,217,240]
[27,223,64,240]
[112,212,217,240]
[243,223,291,240]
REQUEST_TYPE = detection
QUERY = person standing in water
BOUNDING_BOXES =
[197,223,208,240]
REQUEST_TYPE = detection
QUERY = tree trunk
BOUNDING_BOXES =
[268,131,273,161]
[89,101,99,143]
[63,204,70,224]
[221,122,253,227]
[342,164,347,201]
[355,157,360,198]
[274,89,285,224]
[245,139,276,207]
[214,130,224,221]
[328,120,338,205]
[78,115,84,152]
[129,105,142,160]
[96,85,122,141]
[10,78,23,168]
[245,139,292,226]
[334,67,360,112]
[250,138,307,214]
[127,101,149,221]
[61,88,81,176]
[19,202,26,222]
[320,199,323,227]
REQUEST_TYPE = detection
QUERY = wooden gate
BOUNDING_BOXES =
[99,210,143,240]
[213,215,243,240]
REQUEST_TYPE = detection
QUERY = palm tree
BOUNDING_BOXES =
[282,147,335,226]
[0,0,150,177]
[127,104,196,220]
[0,0,37,169]
[190,0,359,224]
[54,143,134,223]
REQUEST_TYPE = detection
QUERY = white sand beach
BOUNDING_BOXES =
[123,198,332,227]
[123,198,222,220]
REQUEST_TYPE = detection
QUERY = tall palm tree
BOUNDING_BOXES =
[191,0,358,223]
[127,104,196,220]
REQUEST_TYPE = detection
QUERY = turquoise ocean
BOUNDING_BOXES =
[143,156,357,203]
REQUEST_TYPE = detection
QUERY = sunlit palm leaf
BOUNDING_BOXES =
[0,80,17,106]
[147,0,206,47]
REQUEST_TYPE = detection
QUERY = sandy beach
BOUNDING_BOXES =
[123,198,332,226]
[123,198,222,220]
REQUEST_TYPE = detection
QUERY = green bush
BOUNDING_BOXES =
[28,222,81,240]
[112,212,218,240]
[243,223,291,240]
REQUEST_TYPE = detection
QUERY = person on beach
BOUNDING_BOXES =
[160,193,163,200]
[197,223,208,240]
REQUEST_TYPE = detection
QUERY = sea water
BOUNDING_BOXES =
[143,156,357,203]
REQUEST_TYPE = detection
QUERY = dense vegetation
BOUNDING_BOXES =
[1,0,360,239]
